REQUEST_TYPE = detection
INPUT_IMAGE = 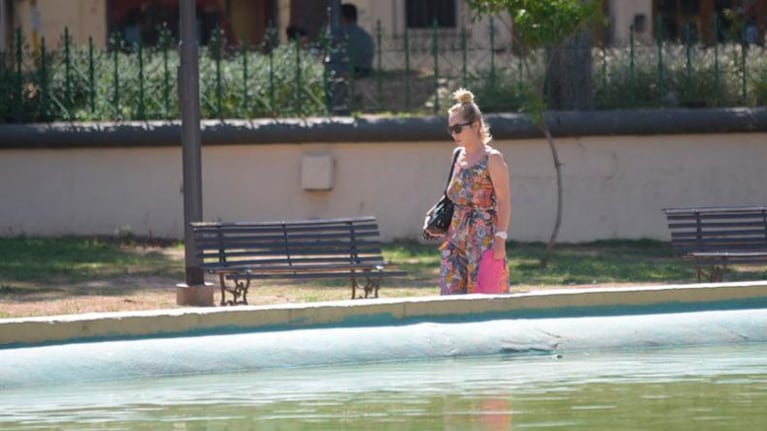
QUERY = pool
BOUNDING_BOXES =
[2,286,767,430]
[1,342,765,430]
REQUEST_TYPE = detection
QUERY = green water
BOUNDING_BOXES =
[1,343,766,430]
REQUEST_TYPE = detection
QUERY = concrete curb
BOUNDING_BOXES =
[2,108,766,148]
[2,281,766,348]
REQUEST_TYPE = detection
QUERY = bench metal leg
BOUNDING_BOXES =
[350,272,382,299]
[695,262,727,283]
[708,265,726,282]
[350,275,360,299]
[218,274,250,306]
[363,276,382,298]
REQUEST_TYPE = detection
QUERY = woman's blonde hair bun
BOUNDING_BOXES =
[452,88,474,105]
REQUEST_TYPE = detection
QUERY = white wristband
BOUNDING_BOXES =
[494,231,508,240]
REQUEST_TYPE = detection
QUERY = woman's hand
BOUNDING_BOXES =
[492,238,506,260]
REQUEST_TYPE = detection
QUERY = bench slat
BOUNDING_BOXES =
[192,221,379,232]
[663,205,767,215]
[193,216,376,226]
[201,256,385,268]
[670,236,767,244]
[197,245,383,258]
[228,270,408,281]
[684,251,767,266]
[665,211,767,218]
[194,227,381,239]
[196,238,382,251]
[195,229,380,240]
[668,220,765,231]
[199,250,382,259]
[223,263,387,273]
[670,228,767,238]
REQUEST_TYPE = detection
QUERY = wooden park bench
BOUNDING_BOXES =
[663,205,767,282]
[191,216,407,305]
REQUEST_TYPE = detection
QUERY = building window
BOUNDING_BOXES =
[406,0,456,28]
[106,0,238,48]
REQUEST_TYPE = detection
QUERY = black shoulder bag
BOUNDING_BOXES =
[423,149,461,239]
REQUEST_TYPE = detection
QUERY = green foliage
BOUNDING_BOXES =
[0,32,328,123]
[465,0,601,48]
[594,43,767,109]
[2,23,766,123]
[465,0,601,125]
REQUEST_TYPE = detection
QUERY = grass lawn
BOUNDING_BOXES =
[1,237,766,318]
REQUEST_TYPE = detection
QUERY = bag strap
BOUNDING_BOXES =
[444,148,462,195]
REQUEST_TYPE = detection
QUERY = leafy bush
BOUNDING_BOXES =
[1,33,327,123]
[2,31,766,123]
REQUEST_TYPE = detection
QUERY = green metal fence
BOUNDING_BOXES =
[1,17,765,124]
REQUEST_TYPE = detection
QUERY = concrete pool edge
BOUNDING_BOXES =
[2,281,767,348]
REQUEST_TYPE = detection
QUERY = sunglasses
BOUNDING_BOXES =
[447,121,474,135]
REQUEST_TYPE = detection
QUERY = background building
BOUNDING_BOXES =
[1,0,764,52]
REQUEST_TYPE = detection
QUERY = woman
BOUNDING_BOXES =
[435,88,511,295]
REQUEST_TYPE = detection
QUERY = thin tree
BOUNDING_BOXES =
[466,0,601,267]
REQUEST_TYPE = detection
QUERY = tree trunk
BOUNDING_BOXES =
[289,0,330,40]
[539,125,563,268]
[546,29,594,110]
[537,28,592,267]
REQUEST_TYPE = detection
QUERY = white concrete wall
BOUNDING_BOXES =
[15,0,106,49]
[609,0,653,44]
[1,132,766,242]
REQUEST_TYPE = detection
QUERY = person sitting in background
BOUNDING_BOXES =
[286,24,309,47]
[340,3,374,78]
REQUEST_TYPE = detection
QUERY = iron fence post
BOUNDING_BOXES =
[294,38,302,115]
[0,51,5,117]
[161,27,171,118]
[137,40,145,120]
[629,24,635,106]
[600,44,607,103]
[39,37,47,121]
[685,22,692,103]
[111,33,120,119]
[656,15,664,106]
[241,41,248,116]
[461,25,467,88]
[64,27,72,117]
[517,53,523,100]
[88,36,95,114]
[432,19,439,114]
[14,28,22,122]
[713,15,720,105]
[267,25,276,116]
[740,25,747,104]
[489,18,496,91]
[404,25,410,111]
[375,20,383,110]
[212,25,223,120]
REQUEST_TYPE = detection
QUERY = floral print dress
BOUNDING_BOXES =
[439,147,500,295]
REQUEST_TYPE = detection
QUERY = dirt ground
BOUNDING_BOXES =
[0,244,655,319]
[0,277,649,319]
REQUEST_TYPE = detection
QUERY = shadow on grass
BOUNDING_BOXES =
[2,237,766,305]
[0,236,184,300]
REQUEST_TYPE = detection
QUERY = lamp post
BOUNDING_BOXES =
[177,0,211,305]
